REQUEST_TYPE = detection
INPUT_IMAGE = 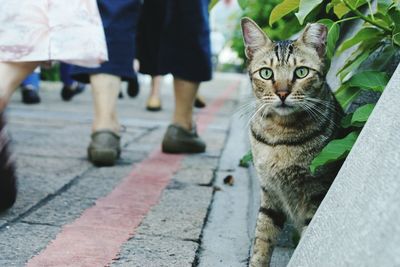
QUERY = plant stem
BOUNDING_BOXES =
[334,16,359,25]
[341,0,391,33]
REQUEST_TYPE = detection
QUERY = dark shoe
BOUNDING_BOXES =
[194,95,206,108]
[61,82,85,101]
[0,113,17,211]
[162,124,206,154]
[88,130,121,166]
[127,77,140,98]
[118,91,124,99]
[21,87,41,104]
[146,96,162,112]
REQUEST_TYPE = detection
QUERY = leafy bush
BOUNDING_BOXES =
[236,0,400,170]
[229,0,303,64]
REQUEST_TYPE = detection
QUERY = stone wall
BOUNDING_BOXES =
[288,64,400,267]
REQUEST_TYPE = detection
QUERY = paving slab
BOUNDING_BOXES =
[113,234,198,267]
[134,184,213,240]
[0,223,60,266]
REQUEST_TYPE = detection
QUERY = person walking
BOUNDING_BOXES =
[20,63,86,104]
[0,0,108,211]
[137,0,212,153]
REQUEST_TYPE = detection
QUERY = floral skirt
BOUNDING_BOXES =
[0,0,108,67]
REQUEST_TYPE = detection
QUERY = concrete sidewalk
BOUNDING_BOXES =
[0,72,293,267]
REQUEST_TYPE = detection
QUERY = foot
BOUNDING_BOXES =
[61,82,85,101]
[21,86,41,104]
[162,124,206,154]
[146,96,162,112]
[127,77,140,98]
[194,95,206,108]
[0,113,17,211]
[88,130,121,166]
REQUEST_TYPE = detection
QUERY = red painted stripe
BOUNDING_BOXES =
[27,80,240,267]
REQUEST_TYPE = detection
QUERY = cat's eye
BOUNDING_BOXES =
[259,68,273,80]
[294,67,309,79]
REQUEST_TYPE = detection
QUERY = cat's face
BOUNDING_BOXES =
[241,18,328,117]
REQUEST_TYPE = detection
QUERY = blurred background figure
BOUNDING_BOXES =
[59,63,86,101]
[20,68,41,104]
[146,75,163,111]
[20,63,86,104]
[209,0,241,70]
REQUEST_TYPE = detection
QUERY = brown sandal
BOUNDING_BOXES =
[0,113,17,211]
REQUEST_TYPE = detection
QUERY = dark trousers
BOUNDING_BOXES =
[137,0,212,82]
[72,0,141,83]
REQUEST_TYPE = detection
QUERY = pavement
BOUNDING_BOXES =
[0,72,294,267]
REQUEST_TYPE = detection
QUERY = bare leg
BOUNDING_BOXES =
[161,77,205,153]
[90,73,121,134]
[172,77,199,130]
[146,75,163,111]
[0,62,39,111]
[150,75,162,98]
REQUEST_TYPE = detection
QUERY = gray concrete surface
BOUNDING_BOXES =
[0,73,265,266]
[197,80,295,267]
[289,64,400,266]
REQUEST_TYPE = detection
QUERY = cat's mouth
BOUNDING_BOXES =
[275,102,293,109]
[272,102,297,116]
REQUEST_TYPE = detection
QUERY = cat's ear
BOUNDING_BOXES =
[296,23,327,58]
[241,17,272,59]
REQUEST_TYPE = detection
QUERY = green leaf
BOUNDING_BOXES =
[237,0,248,10]
[269,0,300,26]
[335,84,361,109]
[209,0,219,11]
[341,103,376,128]
[337,27,383,54]
[367,44,397,71]
[333,0,367,18]
[326,2,335,13]
[295,0,323,25]
[239,150,253,168]
[388,5,400,46]
[351,103,375,124]
[347,71,389,92]
[310,132,359,174]
[340,113,355,128]
[318,19,340,59]
[338,47,371,80]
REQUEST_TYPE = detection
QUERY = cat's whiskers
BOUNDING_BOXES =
[248,102,268,128]
[305,97,342,115]
[303,99,341,128]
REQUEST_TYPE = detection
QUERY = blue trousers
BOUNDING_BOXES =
[22,63,76,90]
[72,0,141,83]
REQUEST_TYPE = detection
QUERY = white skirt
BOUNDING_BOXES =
[0,0,108,67]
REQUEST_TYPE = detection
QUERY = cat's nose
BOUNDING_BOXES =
[276,91,289,102]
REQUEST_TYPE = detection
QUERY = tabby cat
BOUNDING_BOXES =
[241,17,344,266]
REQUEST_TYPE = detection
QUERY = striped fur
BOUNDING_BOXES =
[241,18,343,266]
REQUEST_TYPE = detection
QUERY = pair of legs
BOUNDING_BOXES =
[20,63,86,104]
[146,75,206,112]
[94,73,198,133]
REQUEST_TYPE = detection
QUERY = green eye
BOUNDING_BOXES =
[259,68,273,80]
[295,67,309,79]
